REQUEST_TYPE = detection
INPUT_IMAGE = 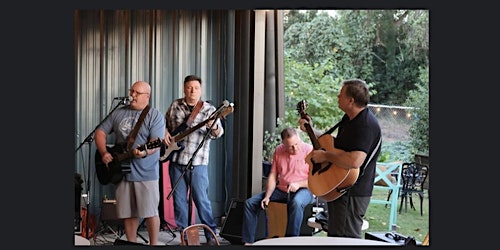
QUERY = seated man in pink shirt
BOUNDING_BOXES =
[242,127,315,245]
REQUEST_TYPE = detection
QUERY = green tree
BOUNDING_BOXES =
[404,66,429,156]
[368,10,429,104]
[282,9,429,156]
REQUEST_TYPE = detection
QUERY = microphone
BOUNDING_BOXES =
[113,96,133,102]
[211,100,230,117]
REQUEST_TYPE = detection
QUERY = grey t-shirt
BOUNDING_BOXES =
[98,105,165,181]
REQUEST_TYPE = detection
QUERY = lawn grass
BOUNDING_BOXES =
[364,187,429,243]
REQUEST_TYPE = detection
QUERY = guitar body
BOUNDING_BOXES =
[159,142,184,162]
[95,138,163,185]
[297,100,359,202]
[95,145,132,185]
[305,135,359,201]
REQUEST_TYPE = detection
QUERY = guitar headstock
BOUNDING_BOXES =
[296,100,308,118]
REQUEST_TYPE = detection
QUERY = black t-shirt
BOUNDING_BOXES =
[334,108,382,196]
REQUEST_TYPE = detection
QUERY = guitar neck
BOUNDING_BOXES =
[304,123,322,150]
[114,138,162,162]
[174,119,212,142]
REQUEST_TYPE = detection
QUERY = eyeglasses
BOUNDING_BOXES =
[129,89,149,95]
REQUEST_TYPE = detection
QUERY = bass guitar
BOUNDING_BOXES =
[297,100,359,201]
[159,104,234,162]
[95,138,163,185]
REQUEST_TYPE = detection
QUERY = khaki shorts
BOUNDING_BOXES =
[115,180,159,218]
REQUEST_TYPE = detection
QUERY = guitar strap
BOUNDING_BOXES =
[324,117,382,184]
[126,105,151,151]
[323,120,342,136]
[357,136,382,179]
[186,100,203,127]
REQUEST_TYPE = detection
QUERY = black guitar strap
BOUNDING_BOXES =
[323,118,382,185]
[323,120,342,136]
[127,105,150,151]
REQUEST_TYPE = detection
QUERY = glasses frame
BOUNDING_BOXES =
[129,89,149,95]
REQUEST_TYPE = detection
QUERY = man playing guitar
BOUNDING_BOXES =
[298,79,382,239]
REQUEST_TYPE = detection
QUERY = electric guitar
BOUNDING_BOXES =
[297,100,359,201]
[95,138,163,185]
[159,104,234,162]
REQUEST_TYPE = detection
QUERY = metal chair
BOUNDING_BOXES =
[399,162,428,216]
[180,223,220,246]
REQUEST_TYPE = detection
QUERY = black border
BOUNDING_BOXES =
[8,0,477,249]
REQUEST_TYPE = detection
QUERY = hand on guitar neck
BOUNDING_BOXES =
[160,103,234,162]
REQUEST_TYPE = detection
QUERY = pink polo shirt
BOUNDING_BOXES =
[270,141,313,192]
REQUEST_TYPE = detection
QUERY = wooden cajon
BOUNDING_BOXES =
[266,202,287,238]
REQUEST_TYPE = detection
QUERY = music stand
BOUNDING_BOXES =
[75,99,127,239]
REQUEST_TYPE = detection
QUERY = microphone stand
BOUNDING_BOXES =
[75,99,128,239]
[167,107,223,227]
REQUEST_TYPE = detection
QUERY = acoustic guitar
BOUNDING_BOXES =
[296,100,359,201]
[159,104,234,162]
[95,138,163,185]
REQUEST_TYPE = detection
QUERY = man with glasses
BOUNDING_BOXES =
[241,127,315,245]
[95,81,165,245]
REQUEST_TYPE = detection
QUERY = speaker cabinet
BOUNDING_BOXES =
[220,199,266,245]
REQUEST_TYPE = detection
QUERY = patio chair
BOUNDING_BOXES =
[180,223,220,246]
[399,162,428,216]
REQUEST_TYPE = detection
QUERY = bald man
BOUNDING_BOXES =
[95,81,165,245]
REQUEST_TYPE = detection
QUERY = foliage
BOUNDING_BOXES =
[282,9,429,162]
[379,140,413,163]
[404,66,429,156]
[283,55,344,130]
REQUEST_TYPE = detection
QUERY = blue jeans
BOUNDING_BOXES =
[241,188,315,243]
[169,162,217,239]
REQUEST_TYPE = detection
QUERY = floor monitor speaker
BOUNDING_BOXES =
[219,198,266,245]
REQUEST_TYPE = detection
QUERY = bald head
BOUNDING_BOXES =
[132,81,151,94]
[129,81,151,110]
